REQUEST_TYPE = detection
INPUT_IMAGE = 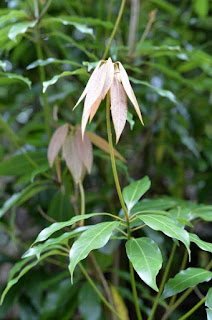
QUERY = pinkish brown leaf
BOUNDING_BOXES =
[47,123,69,167]
[86,131,126,163]
[118,62,144,125]
[89,96,102,123]
[75,128,93,173]
[63,133,82,183]
[110,77,127,143]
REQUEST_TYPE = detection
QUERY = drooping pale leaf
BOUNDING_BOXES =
[0,72,31,88]
[206,288,212,308]
[110,284,130,320]
[126,237,162,291]
[69,221,119,281]
[162,268,212,299]
[123,176,151,212]
[79,282,101,320]
[111,76,128,143]
[47,124,69,167]
[32,213,113,245]
[89,96,102,122]
[189,233,212,253]
[101,57,114,99]
[130,78,178,104]
[8,20,37,41]
[118,62,144,125]
[63,134,82,183]
[132,196,184,213]
[75,128,93,173]
[43,68,86,93]
[138,214,190,255]
[87,131,126,162]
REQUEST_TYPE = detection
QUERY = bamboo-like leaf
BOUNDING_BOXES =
[69,221,119,281]
[138,214,190,256]
[123,176,151,212]
[126,237,162,291]
[63,134,82,183]
[162,268,212,299]
[8,20,37,41]
[87,131,126,162]
[47,124,69,167]
[111,76,128,143]
[189,233,212,253]
[0,72,31,88]
[89,96,102,122]
[75,128,93,173]
[101,57,114,99]
[118,62,144,125]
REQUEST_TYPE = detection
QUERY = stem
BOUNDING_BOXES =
[106,93,129,221]
[79,181,85,226]
[102,0,126,60]
[148,242,177,320]
[79,263,123,320]
[39,0,53,20]
[178,297,206,320]
[129,261,143,320]
[136,9,157,52]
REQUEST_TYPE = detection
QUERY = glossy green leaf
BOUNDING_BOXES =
[43,68,86,93]
[189,233,212,253]
[123,176,151,212]
[33,213,115,245]
[0,10,26,26]
[126,237,162,291]
[207,309,212,320]
[132,196,185,213]
[8,20,37,41]
[206,288,212,308]
[137,214,190,255]
[192,206,212,221]
[79,282,101,320]
[69,221,119,281]
[162,268,212,299]
[0,72,31,87]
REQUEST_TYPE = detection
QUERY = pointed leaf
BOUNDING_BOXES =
[63,134,82,183]
[189,233,212,253]
[8,20,37,41]
[101,57,114,99]
[138,214,190,255]
[75,128,93,173]
[123,176,151,212]
[48,124,69,167]
[206,288,212,308]
[87,131,126,162]
[111,77,128,143]
[126,237,162,291]
[89,96,102,122]
[69,221,119,281]
[0,72,31,88]
[118,62,144,125]
[192,205,212,221]
[162,268,212,299]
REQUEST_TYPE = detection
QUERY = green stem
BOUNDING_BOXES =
[129,261,143,320]
[79,263,123,320]
[148,242,177,320]
[39,0,53,20]
[178,297,206,320]
[102,0,126,60]
[79,181,85,226]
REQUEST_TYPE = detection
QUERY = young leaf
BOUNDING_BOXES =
[48,124,69,167]
[111,76,128,143]
[189,233,212,253]
[69,221,119,281]
[63,134,82,183]
[118,62,144,125]
[126,237,162,291]
[138,214,190,256]
[123,176,151,212]
[75,128,93,173]
[162,268,212,299]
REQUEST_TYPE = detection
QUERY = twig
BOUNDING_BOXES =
[128,0,140,55]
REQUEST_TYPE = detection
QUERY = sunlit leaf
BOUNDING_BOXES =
[206,288,212,308]
[48,124,69,167]
[8,20,37,41]
[189,233,212,253]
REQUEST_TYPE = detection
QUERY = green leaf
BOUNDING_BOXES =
[162,268,212,299]
[123,176,151,212]
[206,288,212,308]
[127,111,135,130]
[42,16,113,29]
[126,237,162,291]
[0,60,6,71]
[69,221,119,281]
[0,181,53,218]
[132,196,184,213]
[0,10,27,26]
[42,68,87,93]
[192,205,212,221]
[79,282,101,320]
[26,58,81,70]
[137,214,190,256]
[207,309,212,320]
[194,0,209,18]
[189,233,212,253]
[8,20,37,41]
[33,213,115,245]
[0,72,31,88]
[30,163,49,182]
[130,77,178,104]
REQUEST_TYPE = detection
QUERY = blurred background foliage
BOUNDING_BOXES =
[0,0,211,319]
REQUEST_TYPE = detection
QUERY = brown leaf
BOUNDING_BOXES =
[110,76,127,143]
[118,62,144,125]
[75,128,93,173]
[89,96,102,123]
[47,123,69,167]
[87,131,126,163]
[63,133,82,183]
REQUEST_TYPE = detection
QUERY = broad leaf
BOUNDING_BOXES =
[192,205,212,221]
[189,233,212,253]
[69,221,119,281]
[0,72,31,87]
[162,268,212,299]
[123,176,151,212]
[79,282,101,320]
[48,124,69,167]
[138,214,190,255]
[126,237,162,291]
[8,20,37,41]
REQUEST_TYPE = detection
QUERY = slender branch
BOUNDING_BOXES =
[116,227,128,238]
[148,242,177,320]
[79,262,124,320]
[128,0,140,55]
[39,0,54,20]
[129,261,143,320]
[136,9,157,52]
[102,0,126,60]
[79,181,85,226]
[178,297,206,320]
